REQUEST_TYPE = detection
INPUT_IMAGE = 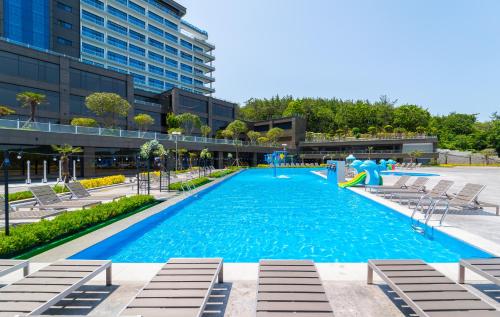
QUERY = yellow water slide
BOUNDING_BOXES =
[338,172,366,188]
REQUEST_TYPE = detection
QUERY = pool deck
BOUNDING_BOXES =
[10,166,500,316]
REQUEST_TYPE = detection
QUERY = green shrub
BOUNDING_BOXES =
[7,191,33,201]
[209,167,239,178]
[0,195,155,258]
[169,177,211,190]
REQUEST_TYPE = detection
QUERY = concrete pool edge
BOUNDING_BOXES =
[29,169,245,262]
[348,186,500,257]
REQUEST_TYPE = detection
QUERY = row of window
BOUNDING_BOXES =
[81,3,206,54]
[0,51,60,84]
[81,30,207,76]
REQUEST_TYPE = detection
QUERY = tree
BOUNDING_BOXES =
[200,125,211,138]
[139,140,167,160]
[352,127,361,138]
[480,148,497,165]
[247,130,260,144]
[266,127,284,145]
[175,148,188,170]
[85,92,131,128]
[70,117,98,127]
[367,126,378,137]
[134,113,154,132]
[416,126,426,134]
[200,148,212,169]
[51,144,82,183]
[384,125,394,133]
[0,105,15,117]
[166,113,180,130]
[367,146,374,160]
[335,128,345,140]
[393,104,431,132]
[257,136,269,145]
[225,120,248,166]
[188,152,198,168]
[409,150,423,163]
[221,129,234,140]
[176,113,201,135]
[168,127,184,134]
[16,91,47,123]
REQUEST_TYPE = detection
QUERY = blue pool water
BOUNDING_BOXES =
[71,168,490,263]
[381,171,440,177]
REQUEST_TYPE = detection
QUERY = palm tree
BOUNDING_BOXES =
[51,144,83,183]
[16,92,47,123]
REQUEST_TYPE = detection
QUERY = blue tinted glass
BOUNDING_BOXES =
[82,10,104,26]
[165,45,177,55]
[165,57,178,68]
[148,11,163,23]
[129,15,145,28]
[194,57,203,63]
[108,36,128,50]
[164,19,178,31]
[107,21,127,35]
[149,64,164,76]
[130,44,145,56]
[148,24,163,36]
[180,39,193,50]
[193,45,203,53]
[128,1,145,14]
[108,5,127,21]
[148,38,163,50]
[130,58,145,70]
[165,70,177,80]
[57,37,72,46]
[164,32,177,43]
[129,29,145,42]
[4,0,50,49]
[194,79,203,86]
[180,52,192,61]
[181,75,193,84]
[108,51,128,65]
[148,78,164,89]
[148,51,164,63]
[165,82,175,90]
[82,0,104,10]
[82,26,104,42]
[131,72,146,85]
[82,42,104,57]
[181,63,192,73]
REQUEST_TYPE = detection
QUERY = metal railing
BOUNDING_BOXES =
[301,150,402,155]
[0,118,277,148]
[303,134,437,143]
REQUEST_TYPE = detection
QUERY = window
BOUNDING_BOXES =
[82,0,104,10]
[69,95,92,115]
[148,78,164,90]
[107,51,128,65]
[113,0,127,5]
[165,57,178,68]
[274,122,292,130]
[82,26,104,42]
[148,38,163,50]
[129,15,145,28]
[165,82,175,90]
[212,119,230,132]
[149,64,163,76]
[57,37,72,46]
[164,32,177,43]
[108,5,127,21]
[129,44,145,56]
[129,29,145,42]
[193,45,203,53]
[194,57,203,64]
[82,10,104,26]
[181,63,192,73]
[82,59,104,67]
[180,39,193,50]
[58,20,72,29]
[108,36,128,50]
[0,51,59,84]
[148,24,163,37]
[179,95,208,113]
[107,21,127,35]
[128,1,145,14]
[164,19,178,31]
[181,75,193,84]
[148,11,163,23]
[131,72,146,85]
[57,2,72,12]
[194,79,203,86]
[130,58,145,70]
[165,70,177,80]
[148,51,164,63]
[108,66,127,73]
[70,68,126,95]
[181,52,193,61]
[213,103,234,118]
[194,68,203,75]
[0,83,60,114]
[82,42,104,57]
[165,45,177,55]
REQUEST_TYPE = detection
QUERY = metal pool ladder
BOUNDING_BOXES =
[410,196,450,235]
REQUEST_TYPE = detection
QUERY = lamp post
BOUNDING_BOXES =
[172,131,181,172]
[2,151,11,235]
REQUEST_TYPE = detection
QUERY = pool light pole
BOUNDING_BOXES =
[172,131,181,172]
[2,150,11,235]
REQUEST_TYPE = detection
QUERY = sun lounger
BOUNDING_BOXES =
[257,260,334,316]
[366,175,411,192]
[30,185,101,210]
[120,258,223,317]
[377,177,429,196]
[65,182,125,201]
[459,258,500,285]
[0,260,111,316]
[368,259,500,317]
[433,183,499,215]
[0,196,65,221]
[391,180,454,205]
[0,260,29,278]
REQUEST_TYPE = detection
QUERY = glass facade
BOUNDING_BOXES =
[3,0,50,49]
[79,0,215,95]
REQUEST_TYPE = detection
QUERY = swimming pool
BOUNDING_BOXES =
[381,171,440,177]
[71,168,490,263]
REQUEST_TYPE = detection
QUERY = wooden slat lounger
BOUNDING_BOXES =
[257,259,334,316]
[459,258,500,285]
[120,258,223,317]
[368,259,500,317]
[0,197,64,221]
[65,182,125,201]
[30,185,101,210]
[0,260,111,316]
[0,260,29,278]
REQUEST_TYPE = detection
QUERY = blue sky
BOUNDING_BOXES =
[179,0,500,120]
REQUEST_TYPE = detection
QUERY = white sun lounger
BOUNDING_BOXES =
[0,260,29,278]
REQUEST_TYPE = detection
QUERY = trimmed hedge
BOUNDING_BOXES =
[0,195,155,258]
[169,177,211,190]
[4,175,126,202]
[209,167,240,178]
